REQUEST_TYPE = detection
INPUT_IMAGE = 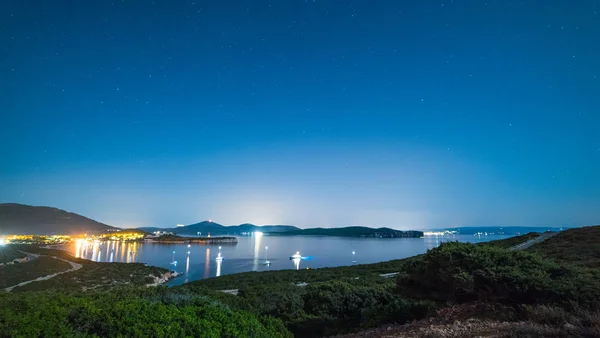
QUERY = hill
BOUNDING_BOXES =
[0,203,117,235]
[529,225,600,268]
[138,221,300,235]
[275,226,423,238]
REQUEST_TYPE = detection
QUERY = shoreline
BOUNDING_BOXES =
[145,236,238,245]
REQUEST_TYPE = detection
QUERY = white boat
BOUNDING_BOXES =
[215,252,224,262]
[289,251,301,260]
[263,260,271,265]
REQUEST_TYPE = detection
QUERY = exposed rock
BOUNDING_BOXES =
[146,271,180,287]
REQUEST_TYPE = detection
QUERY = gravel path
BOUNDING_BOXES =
[510,231,558,251]
[4,253,82,292]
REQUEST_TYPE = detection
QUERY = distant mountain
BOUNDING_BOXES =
[235,223,300,233]
[0,203,117,235]
[138,222,300,235]
[430,226,569,235]
[273,226,423,238]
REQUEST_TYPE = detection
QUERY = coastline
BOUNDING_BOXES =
[146,236,238,244]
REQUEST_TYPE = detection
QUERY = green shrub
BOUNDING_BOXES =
[397,242,600,310]
[0,288,292,338]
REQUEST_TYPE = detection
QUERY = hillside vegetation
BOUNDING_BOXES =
[0,287,291,337]
[529,225,600,268]
[0,245,26,264]
[0,203,116,235]
[7,246,169,292]
[1,256,72,289]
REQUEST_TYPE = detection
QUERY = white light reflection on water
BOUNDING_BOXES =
[216,256,222,277]
[204,248,210,279]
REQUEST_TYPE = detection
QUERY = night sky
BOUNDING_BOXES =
[1,1,599,229]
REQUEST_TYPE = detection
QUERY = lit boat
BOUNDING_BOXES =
[264,246,271,265]
[215,252,224,262]
[289,251,301,260]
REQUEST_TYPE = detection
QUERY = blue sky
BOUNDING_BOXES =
[1,1,599,229]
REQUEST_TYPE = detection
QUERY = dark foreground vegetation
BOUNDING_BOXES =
[0,287,290,337]
[2,226,600,337]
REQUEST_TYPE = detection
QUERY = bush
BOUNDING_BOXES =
[397,242,600,309]
[0,288,292,338]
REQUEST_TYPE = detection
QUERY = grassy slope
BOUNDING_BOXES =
[0,256,72,289]
[0,245,26,264]
[529,225,600,268]
[341,226,600,337]
[8,246,168,292]
[482,232,540,249]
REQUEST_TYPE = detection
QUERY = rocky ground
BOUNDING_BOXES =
[335,302,598,338]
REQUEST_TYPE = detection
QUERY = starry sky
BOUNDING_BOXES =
[1,1,599,229]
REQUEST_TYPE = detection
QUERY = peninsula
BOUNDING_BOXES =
[147,234,238,244]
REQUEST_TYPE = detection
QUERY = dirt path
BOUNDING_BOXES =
[4,254,82,292]
[510,231,558,251]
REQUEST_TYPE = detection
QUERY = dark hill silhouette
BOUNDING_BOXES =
[138,222,300,235]
[0,203,117,235]
[276,226,423,238]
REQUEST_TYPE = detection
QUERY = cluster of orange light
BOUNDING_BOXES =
[0,234,72,244]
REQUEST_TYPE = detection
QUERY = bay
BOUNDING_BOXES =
[67,233,512,286]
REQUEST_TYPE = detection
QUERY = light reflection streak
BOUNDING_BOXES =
[75,241,82,258]
[91,242,100,261]
[293,257,301,270]
[216,256,222,277]
[204,248,210,278]
[253,232,262,271]
[185,255,190,283]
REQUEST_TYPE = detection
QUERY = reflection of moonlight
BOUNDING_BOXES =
[185,255,190,283]
[293,257,301,270]
[253,231,263,271]
[216,257,222,277]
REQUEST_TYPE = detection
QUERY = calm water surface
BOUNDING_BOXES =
[68,234,512,286]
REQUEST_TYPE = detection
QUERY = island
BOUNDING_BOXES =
[267,226,424,238]
[145,234,238,244]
